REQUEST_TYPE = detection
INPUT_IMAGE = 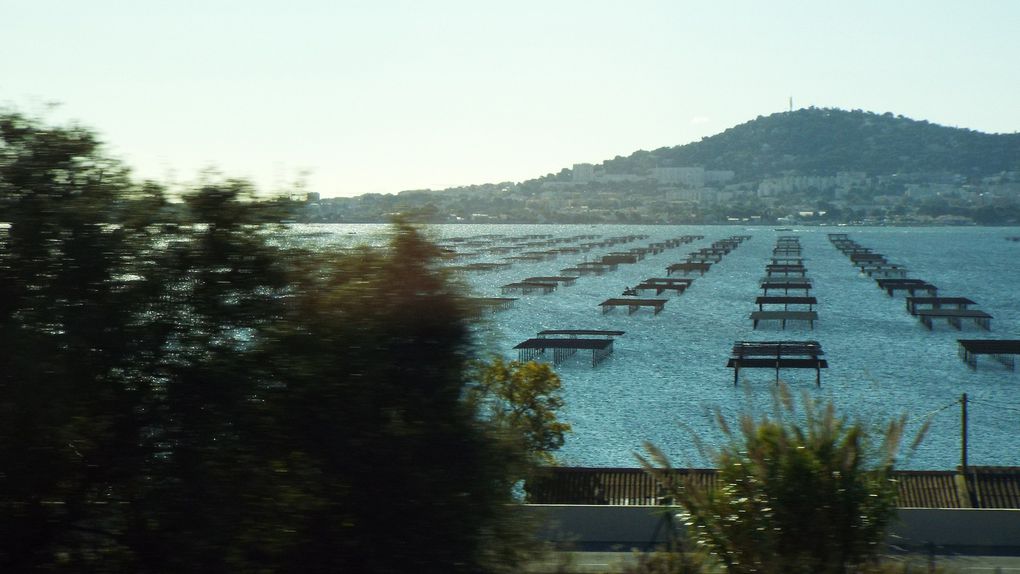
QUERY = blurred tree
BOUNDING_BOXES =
[0,111,156,570]
[118,181,298,572]
[638,385,926,574]
[244,223,544,574]
[1,112,549,573]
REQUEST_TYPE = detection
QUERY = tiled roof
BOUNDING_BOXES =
[968,466,1020,509]
[527,467,1020,509]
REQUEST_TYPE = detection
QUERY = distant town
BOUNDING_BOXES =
[296,108,1020,226]
[298,166,1020,226]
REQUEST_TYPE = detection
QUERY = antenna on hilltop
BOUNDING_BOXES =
[789,96,793,112]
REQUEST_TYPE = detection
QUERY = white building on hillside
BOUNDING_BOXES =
[652,167,705,187]
[572,163,595,183]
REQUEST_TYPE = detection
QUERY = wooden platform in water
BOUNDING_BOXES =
[958,339,1020,371]
[859,261,906,271]
[702,246,733,255]
[505,253,548,262]
[614,250,645,260]
[773,248,802,256]
[727,340,827,386]
[641,277,694,286]
[522,250,560,260]
[524,276,578,286]
[836,245,866,255]
[850,252,887,264]
[500,281,557,295]
[863,266,909,278]
[465,297,517,313]
[633,280,688,295]
[577,261,618,271]
[449,261,513,272]
[601,253,640,265]
[851,256,888,267]
[771,256,805,265]
[906,296,977,315]
[667,262,711,276]
[537,329,625,338]
[760,280,812,295]
[687,251,723,263]
[835,240,865,248]
[876,278,938,296]
[859,261,908,278]
[750,310,819,329]
[599,298,667,315]
[482,246,514,255]
[755,296,817,310]
[561,266,606,276]
[916,309,992,331]
[765,264,807,277]
[630,245,663,256]
[552,246,582,254]
[513,337,615,366]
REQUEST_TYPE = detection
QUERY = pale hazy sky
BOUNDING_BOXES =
[3,1,1018,197]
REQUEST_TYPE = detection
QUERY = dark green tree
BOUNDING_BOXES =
[0,111,156,570]
[1,112,549,573]
[243,223,542,574]
[117,181,299,572]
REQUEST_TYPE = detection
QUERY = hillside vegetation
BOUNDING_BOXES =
[304,108,1020,224]
[598,108,1020,180]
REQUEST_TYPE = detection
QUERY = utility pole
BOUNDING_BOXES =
[961,393,968,472]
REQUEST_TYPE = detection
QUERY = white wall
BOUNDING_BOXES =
[522,505,1020,552]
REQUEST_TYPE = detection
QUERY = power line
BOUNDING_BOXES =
[906,400,958,425]
[968,398,1020,415]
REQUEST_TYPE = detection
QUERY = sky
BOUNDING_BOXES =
[2,1,1019,198]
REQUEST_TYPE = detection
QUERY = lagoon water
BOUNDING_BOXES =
[304,224,1020,470]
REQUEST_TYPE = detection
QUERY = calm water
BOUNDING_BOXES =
[300,224,1020,470]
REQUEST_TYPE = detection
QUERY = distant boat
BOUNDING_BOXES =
[775,227,793,231]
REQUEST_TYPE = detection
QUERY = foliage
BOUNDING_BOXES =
[242,223,544,574]
[468,357,572,467]
[621,546,710,574]
[0,111,551,573]
[857,561,956,574]
[605,108,1020,179]
[638,385,927,574]
[0,110,153,571]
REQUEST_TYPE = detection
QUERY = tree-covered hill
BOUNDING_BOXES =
[305,108,1020,224]
[597,108,1020,181]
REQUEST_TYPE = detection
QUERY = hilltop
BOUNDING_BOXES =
[590,108,1020,181]
[304,108,1020,225]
